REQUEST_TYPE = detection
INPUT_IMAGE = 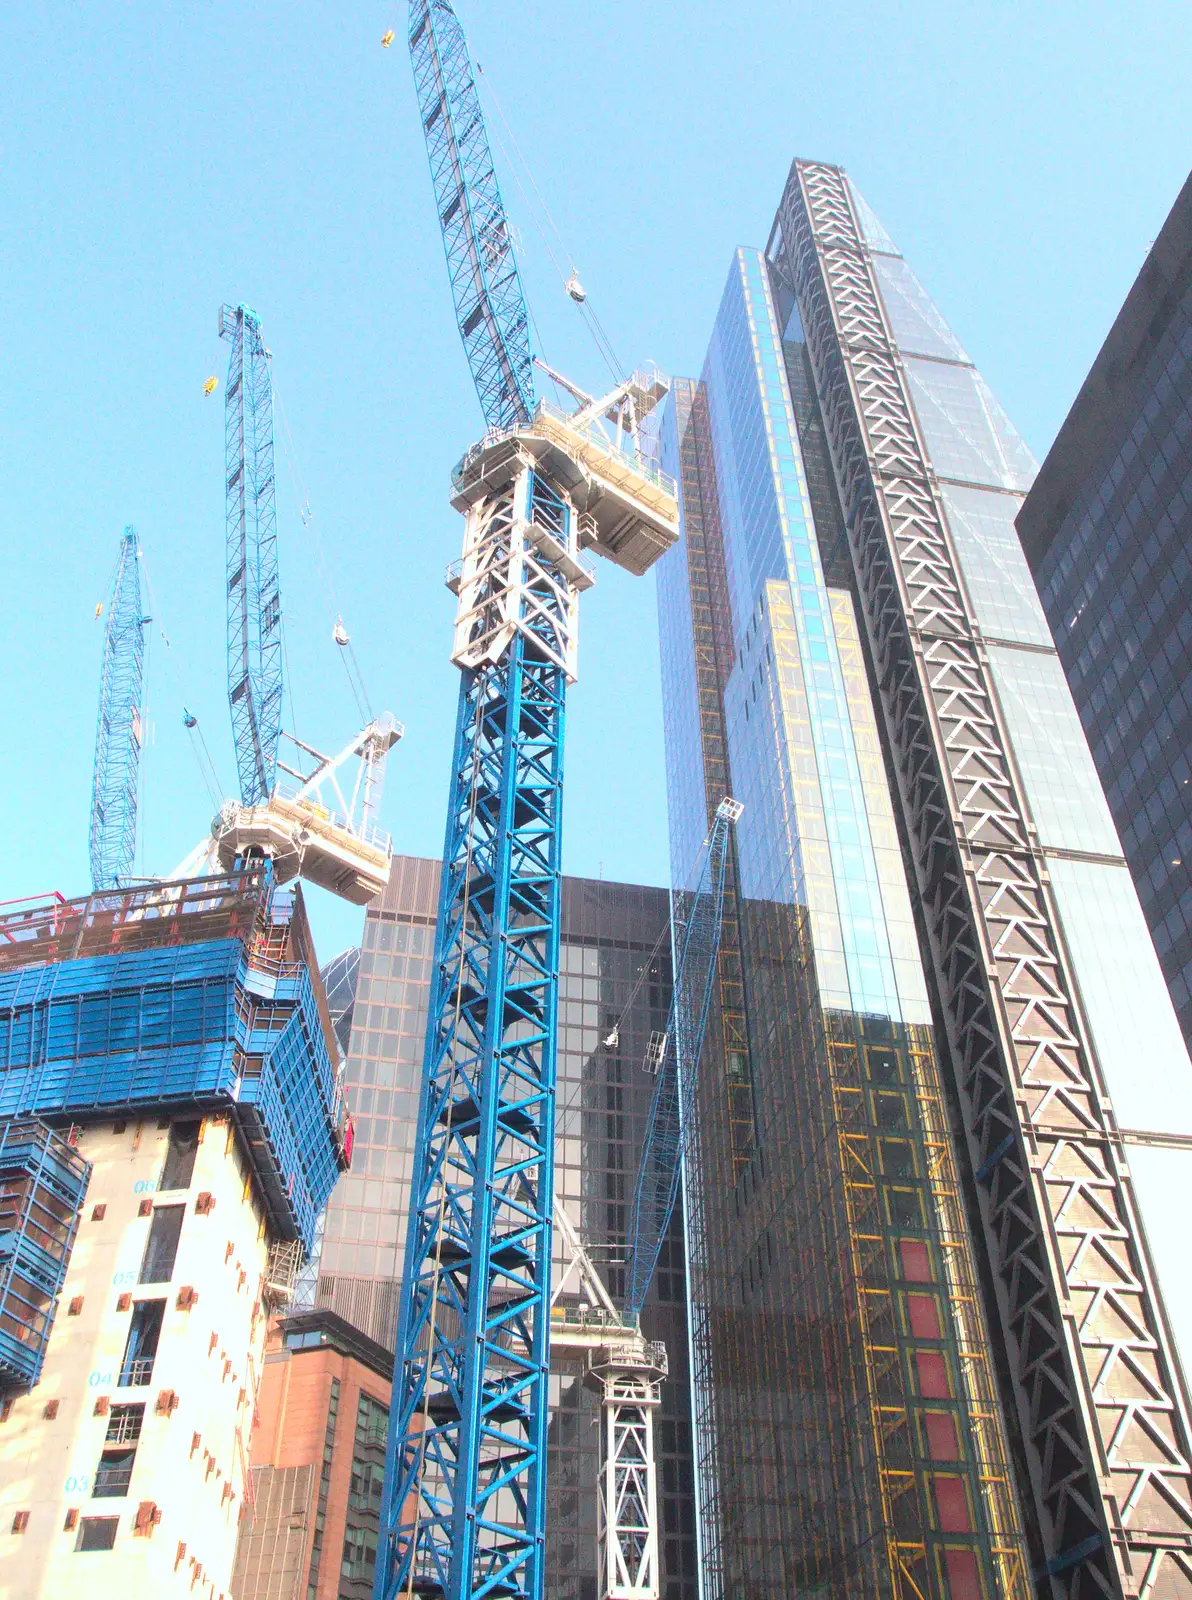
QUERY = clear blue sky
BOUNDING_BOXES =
[1,2,1189,960]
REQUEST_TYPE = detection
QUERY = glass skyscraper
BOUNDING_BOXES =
[314,857,696,1600]
[658,160,1192,1599]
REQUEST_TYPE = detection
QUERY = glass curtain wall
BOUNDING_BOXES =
[657,247,1028,1600]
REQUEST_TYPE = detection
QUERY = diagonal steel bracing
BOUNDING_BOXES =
[773,159,1192,1599]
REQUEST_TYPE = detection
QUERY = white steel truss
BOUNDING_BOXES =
[773,159,1192,1600]
[551,1203,665,1600]
[447,454,593,683]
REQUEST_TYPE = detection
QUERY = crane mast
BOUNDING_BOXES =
[90,527,148,891]
[378,6,677,1600]
[221,301,283,806]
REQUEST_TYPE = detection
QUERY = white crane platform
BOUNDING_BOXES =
[450,372,680,578]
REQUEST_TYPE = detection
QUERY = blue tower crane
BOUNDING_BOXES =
[221,302,283,805]
[626,798,742,1322]
[376,7,678,1600]
[90,527,148,891]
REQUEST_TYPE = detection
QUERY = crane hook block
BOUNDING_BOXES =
[381,29,395,47]
[203,376,218,395]
[565,274,587,304]
[333,620,350,647]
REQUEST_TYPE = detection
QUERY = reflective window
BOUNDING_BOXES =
[1048,858,1192,1133]
[1124,1144,1192,1379]
[940,484,1053,647]
[988,647,1120,854]
[905,358,1036,492]
[847,177,899,255]
[873,255,969,364]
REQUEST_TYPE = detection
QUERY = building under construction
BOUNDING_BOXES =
[0,868,348,1599]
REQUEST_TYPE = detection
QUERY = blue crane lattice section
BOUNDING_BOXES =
[90,527,146,892]
[0,1119,90,1390]
[408,0,535,432]
[222,302,284,806]
[376,639,564,1600]
[626,802,736,1321]
[0,872,349,1252]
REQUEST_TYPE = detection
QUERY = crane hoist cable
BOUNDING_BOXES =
[598,916,671,1051]
[271,374,375,725]
[474,60,625,385]
[137,551,226,811]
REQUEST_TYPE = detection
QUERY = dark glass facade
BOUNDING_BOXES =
[314,857,696,1600]
[1018,173,1192,1063]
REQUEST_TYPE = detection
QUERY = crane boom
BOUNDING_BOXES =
[90,528,147,891]
[408,0,534,430]
[625,799,741,1321]
[221,302,283,806]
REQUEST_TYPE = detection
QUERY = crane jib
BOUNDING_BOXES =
[409,0,534,430]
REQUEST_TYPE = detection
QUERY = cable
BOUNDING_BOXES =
[599,914,671,1053]
[475,63,625,385]
[272,374,376,727]
[137,548,226,810]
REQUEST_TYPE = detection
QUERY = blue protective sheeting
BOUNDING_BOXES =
[0,875,346,1254]
[0,1119,91,1390]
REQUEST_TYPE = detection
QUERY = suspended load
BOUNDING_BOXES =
[203,376,218,395]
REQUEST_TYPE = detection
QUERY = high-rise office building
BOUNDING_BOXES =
[1016,172,1192,1059]
[314,857,696,1600]
[658,159,1192,1599]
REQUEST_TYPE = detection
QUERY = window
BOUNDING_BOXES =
[340,1390,389,1597]
[106,1403,144,1446]
[93,1403,145,1497]
[93,1447,136,1499]
[118,1301,165,1387]
[138,1206,184,1283]
[76,1516,119,1551]
[160,1122,200,1191]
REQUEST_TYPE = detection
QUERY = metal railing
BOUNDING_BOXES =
[451,407,678,502]
[118,1356,154,1388]
[533,398,677,496]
